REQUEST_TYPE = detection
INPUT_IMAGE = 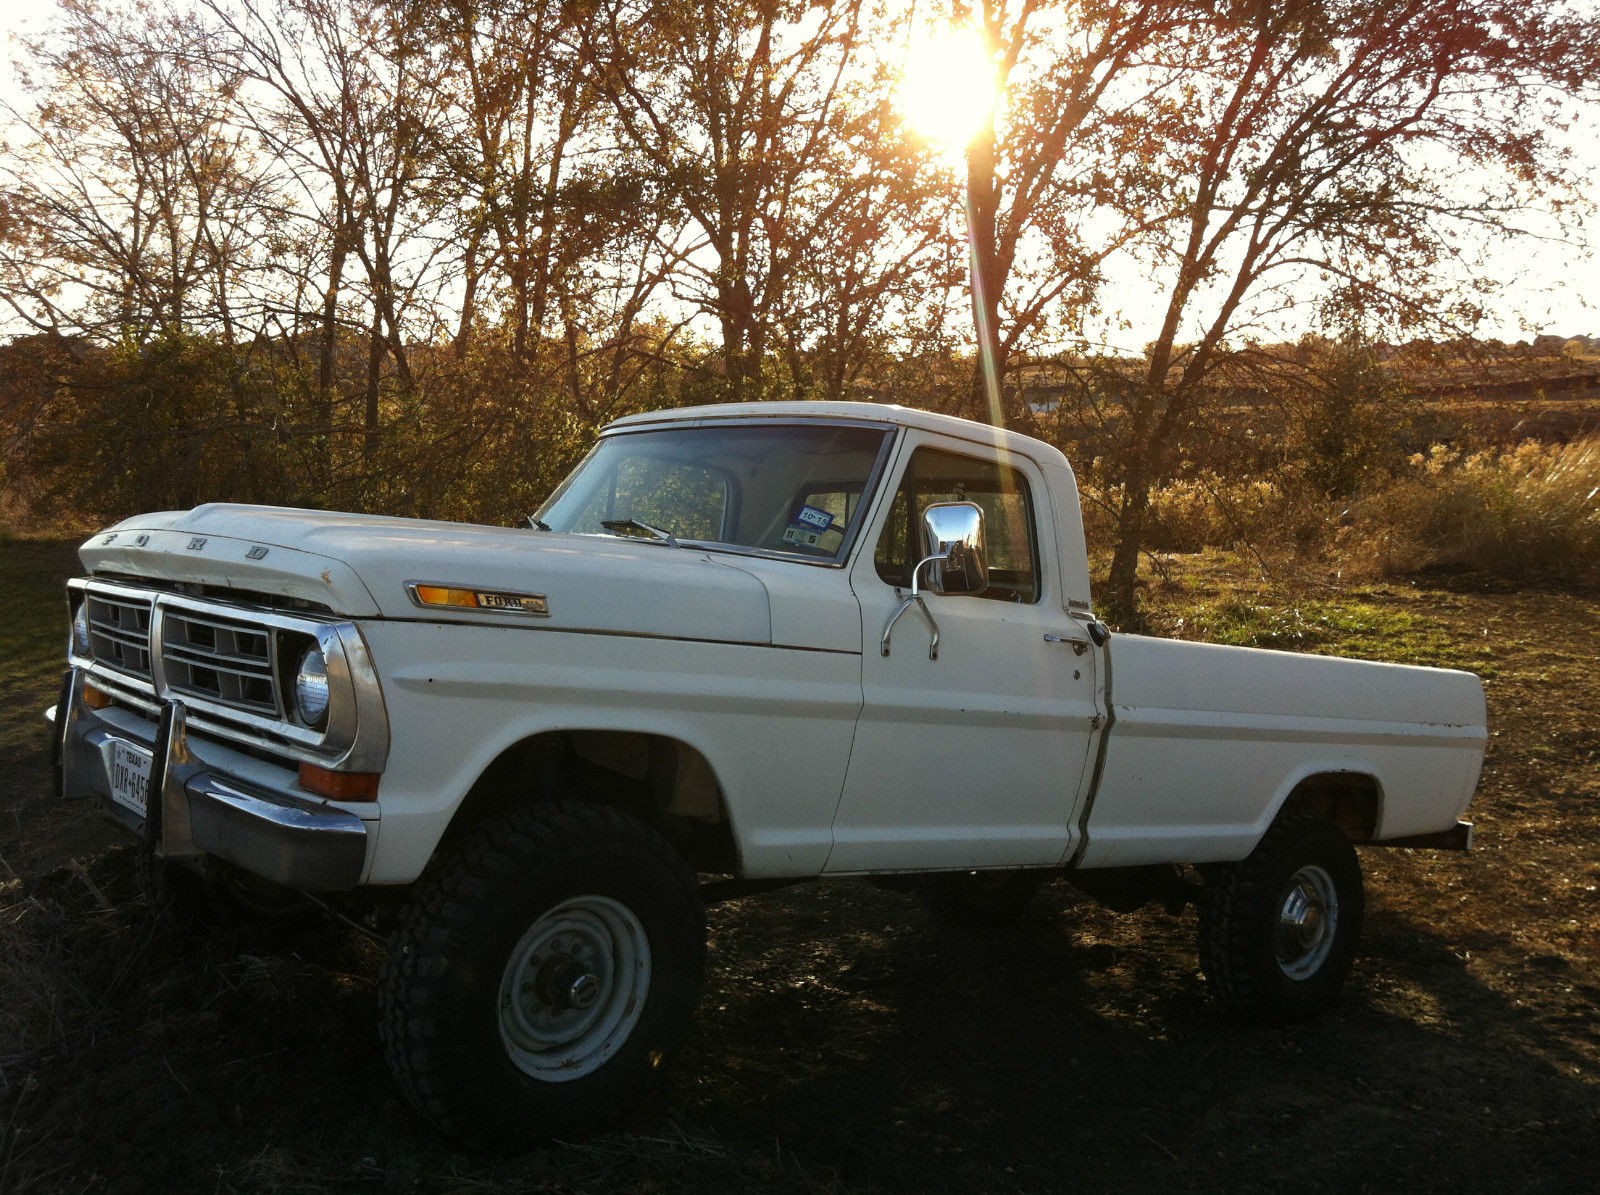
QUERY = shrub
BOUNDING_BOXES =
[1081,470,1325,558]
[1343,437,1600,585]
[1144,474,1290,551]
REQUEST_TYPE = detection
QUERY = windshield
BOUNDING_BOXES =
[537,422,892,561]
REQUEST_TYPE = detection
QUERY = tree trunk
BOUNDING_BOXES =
[718,272,754,400]
[363,307,383,461]
[1104,457,1152,627]
[319,216,351,427]
[455,225,482,362]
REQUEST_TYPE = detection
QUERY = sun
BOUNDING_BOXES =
[897,22,1000,153]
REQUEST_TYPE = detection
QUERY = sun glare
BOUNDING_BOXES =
[897,23,1000,154]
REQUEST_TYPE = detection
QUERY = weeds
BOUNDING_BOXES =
[1085,435,1600,593]
[1147,580,1500,675]
[1082,473,1316,555]
[1347,438,1600,585]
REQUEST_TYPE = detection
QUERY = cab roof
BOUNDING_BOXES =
[604,400,1056,462]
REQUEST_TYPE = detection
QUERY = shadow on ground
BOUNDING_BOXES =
[0,857,1594,1194]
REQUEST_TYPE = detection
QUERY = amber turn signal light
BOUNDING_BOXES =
[413,584,480,608]
[298,763,380,802]
[82,682,113,710]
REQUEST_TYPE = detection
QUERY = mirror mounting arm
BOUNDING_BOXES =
[881,553,946,660]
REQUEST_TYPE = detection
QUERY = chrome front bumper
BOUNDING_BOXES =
[54,670,371,891]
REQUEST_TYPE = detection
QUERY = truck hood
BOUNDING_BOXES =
[81,503,774,646]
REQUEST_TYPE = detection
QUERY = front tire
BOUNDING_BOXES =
[379,802,704,1147]
[1198,811,1363,1023]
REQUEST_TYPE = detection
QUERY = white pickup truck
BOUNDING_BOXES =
[50,400,1485,1145]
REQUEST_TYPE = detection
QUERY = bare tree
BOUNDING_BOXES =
[201,0,459,442]
[0,0,286,341]
[1096,0,1600,619]
[946,0,1183,422]
[582,0,935,399]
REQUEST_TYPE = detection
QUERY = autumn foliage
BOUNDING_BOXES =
[2,0,1597,608]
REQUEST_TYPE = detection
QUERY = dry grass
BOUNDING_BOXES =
[1082,473,1323,560]
[1084,435,1600,594]
[1345,437,1600,585]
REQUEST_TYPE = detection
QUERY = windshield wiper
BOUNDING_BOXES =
[600,518,680,548]
[520,515,551,531]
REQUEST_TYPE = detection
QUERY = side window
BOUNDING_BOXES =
[874,447,1040,603]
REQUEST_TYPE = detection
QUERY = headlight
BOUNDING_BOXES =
[293,644,330,729]
[71,602,91,657]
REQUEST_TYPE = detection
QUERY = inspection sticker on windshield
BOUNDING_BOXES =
[783,505,835,548]
[795,505,834,532]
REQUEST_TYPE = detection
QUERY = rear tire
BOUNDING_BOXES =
[1198,811,1363,1023]
[380,802,704,1148]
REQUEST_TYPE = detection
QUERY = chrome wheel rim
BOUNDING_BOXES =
[1274,864,1339,981]
[497,895,650,1081]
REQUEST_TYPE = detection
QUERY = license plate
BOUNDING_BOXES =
[108,740,153,816]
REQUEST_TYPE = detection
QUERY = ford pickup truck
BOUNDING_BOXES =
[48,400,1485,1145]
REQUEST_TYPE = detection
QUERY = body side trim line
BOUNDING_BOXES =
[365,617,863,655]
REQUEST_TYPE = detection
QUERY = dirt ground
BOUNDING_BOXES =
[1,541,1596,1193]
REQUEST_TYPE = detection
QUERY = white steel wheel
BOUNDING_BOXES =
[1273,864,1340,981]
[380,802,704,1148]
[497,895,652,1081]
[1198,810,1364,1023]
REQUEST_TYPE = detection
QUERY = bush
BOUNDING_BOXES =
[1081,470,1326,558]
[1344,437,1600,585]
[1144,474,1292,551]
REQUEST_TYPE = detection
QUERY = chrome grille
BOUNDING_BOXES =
[85,593,153,679]
[68,576,387,773]
[160,608,281,717]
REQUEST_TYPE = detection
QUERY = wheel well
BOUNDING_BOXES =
[1280,773,1381,843]
[441,730,738,872]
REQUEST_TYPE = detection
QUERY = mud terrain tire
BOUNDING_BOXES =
[1198,811,1364,1023]
[380,802,704,1148]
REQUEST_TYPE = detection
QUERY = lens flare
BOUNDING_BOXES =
[897,23,999,152]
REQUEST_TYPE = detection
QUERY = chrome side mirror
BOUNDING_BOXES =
[881,500,990,660]
[920,501,988,597]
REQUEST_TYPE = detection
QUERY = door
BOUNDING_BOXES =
[825,438,1102,873]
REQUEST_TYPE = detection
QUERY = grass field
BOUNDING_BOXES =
[0,541,77,763]
[0,539,1596,1193]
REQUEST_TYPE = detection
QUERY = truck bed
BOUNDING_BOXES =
[1078,635,1487,868]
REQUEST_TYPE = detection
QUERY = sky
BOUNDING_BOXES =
[2,0,1597,346]
[0,0,51,99]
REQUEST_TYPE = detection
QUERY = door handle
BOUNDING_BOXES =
[1046,619,1109,654]
[1044,633,1090,656]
